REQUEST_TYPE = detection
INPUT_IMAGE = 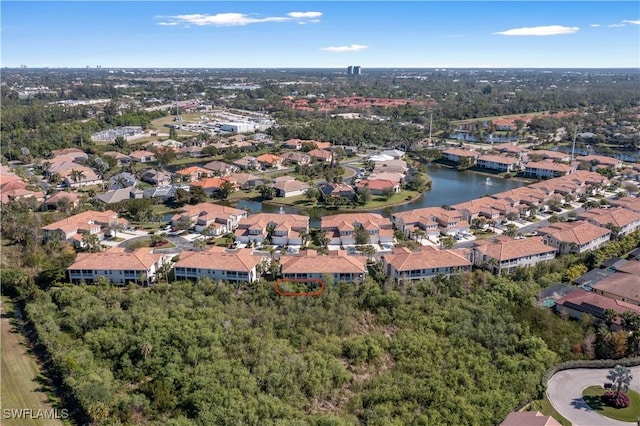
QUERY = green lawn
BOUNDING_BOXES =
[531,395,572,426]
[1,297,66,425]
[582,386,640,422]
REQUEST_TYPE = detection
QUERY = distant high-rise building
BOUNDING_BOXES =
[347,65,362,76]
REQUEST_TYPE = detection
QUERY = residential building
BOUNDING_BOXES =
[280,151,311,166]
[67,247,169,285]
[41,191,81,211]
[380,149,405,159]
[524,160,575,178]
[538,221,612,254]
[140,169,172,186]
[235,213,310,246]
[577,155,623,170]
[61,165,102,188]
[499,411,562,426]
[391,207,468,239]
[191,176,237,197]
[202,160,237,176]
[321,213,394,245]
[476,155,521,172]
[555,288,640,329]
[356,179,400,195]
[471,236,556,274]
[320,182,356,200]
[442,148,480,165]
[175,166,215,182]
[174,247,264,283]
[129,150,156,163]
[233,156,260,170]
[283,138,304,150]
[280,250,366,283]
[308,149,333,163]
[256,154,283,168]
[608,196,640,213]
[578,207,640,237]
[383,246,472,282]
[530,150,572,162]
[592,260,640,305]
[172,203,248,235]
[452,197,516,223]
[272,179,311,198]
[229,173,268,190]
[42,210,127,246]
[372,159,409,175]
[96,187,144,204]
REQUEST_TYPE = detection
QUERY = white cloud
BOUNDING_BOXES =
[288,12,322,19]
[493,25,579,36]
[320,44,368,52]
[623,20,640,25]
[590,24,601,27]
[157,11,322,27]
[608,23,626,28]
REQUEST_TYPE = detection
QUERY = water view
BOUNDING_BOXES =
[234,166,526,215]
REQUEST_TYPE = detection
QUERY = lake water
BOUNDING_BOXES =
[234,166,526,216]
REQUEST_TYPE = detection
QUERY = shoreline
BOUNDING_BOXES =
[430,161,535,184]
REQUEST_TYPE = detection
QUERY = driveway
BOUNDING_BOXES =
[546,366,640,426]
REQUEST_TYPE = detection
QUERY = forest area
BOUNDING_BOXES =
[4,229,640,426]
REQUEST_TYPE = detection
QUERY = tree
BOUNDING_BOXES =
[606,365,633,400]
[354,186,372,205]
[257,184,275,200]
[503,224,518,238]
[360,244,377,261]
[316,230,330,249]
[82,233,102,253]
[189,185,208,204]
[218,181,236,199]
[354,225,371,245]
[69,169,86,186]
[380,187,395,201]
[155,146,176,167]
[304,187,320,203]
[440,235,456,249]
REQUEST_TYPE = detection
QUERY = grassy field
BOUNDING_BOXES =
[582,386,640,422]
[1,297,66,425]
[450,111,554,125]
[149,113,203,133]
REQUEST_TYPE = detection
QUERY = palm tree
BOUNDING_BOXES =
[414,229,426,244]
[361,244,377,261]
[317,230,330,249]
[69,169,86,186]
[606,365,633,400]
[440,235,456,249]
[218,181,236,199]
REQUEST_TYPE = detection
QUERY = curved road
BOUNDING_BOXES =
[547,366,640,426]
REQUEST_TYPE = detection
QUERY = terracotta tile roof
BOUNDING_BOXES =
[577,155,621,166]
[356,179,397,191]
[43,210,124,232]
[531,150,571,160]
[280,250,366,274]
[68,247,162,271]
[385,246,471,271]
[442,148,480,158]
[615,259,640,276]
[500,411,561,426]
[129,150,155,159]
[525,160,575,173]
[308,149,332,160]
[202,160,236,172]
[177,203,246,220]
[176,166,212,176]
[191,177,227,190]
[556,288,640,316]
[473,236,556,261]
[393,207,462,225]
[321,213,392,231]
[538,220,611,245]
[175,247,263,272]
[238,213,309,231]
[579,207,640,228]
[256,154,282,164]
[609,196,640,212]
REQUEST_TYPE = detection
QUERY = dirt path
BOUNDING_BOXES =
[1,297,65,425]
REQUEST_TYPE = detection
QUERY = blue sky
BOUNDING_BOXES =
[2,1,639,68]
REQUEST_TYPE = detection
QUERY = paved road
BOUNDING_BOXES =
[546,366,640,426]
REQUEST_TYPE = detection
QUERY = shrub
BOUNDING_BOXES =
[602,391,631,408]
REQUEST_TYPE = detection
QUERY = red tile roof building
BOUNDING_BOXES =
[383,246,471,282]
[471,236,556,274]
[174,247,265,283]
[280,250,366,283]
[538,221,612,254]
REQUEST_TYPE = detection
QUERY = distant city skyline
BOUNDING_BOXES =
[2,1,639,69]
